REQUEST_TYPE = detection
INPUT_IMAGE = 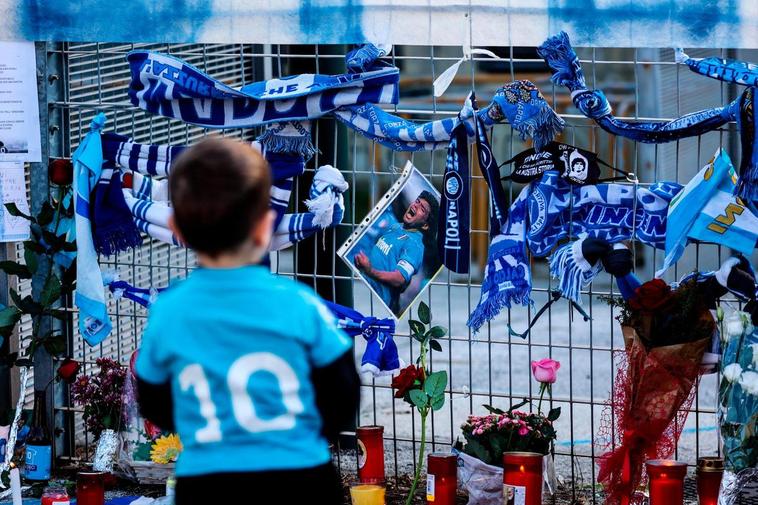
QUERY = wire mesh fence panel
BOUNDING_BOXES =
[37,41,758,502]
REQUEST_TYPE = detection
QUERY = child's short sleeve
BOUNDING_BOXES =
[301,291,353,368]
[135,304,171,384]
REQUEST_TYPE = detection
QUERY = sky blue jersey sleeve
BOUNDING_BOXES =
[300,290,353,368]
[135,301,171,385]
[396,237,424,282]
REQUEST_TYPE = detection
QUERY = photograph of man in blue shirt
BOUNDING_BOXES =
[353,190,439,314]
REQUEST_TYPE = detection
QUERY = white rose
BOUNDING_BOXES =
[738,371,758,396]
[723,363,743,383]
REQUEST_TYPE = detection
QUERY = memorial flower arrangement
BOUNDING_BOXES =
[598,277,715,504]
[718,310,757,473]
[150,434,183,464]
[70,358,126,437]
[390,301,448,505]
[458,358,561,466]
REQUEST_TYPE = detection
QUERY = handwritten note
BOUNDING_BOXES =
[0,162,30,242]
[0,42,41,163]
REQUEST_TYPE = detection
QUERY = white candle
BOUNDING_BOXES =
[10,467,21,505]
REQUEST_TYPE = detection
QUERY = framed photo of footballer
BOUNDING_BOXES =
[339,162,443,319]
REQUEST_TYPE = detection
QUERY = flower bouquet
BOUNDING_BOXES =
[718,310,758,504]
[455,359,561,505]
[598,277,715,505]
[70,358,127,472]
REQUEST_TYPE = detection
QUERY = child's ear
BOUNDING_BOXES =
[168,215,186,245]
[252,209,276,249]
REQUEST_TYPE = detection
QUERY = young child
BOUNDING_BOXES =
[135,138,360,504]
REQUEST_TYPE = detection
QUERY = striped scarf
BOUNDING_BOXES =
[127,47,563,154]
[468,173,681,332]
[538,32,740,144]
[99,133,347,251]
[108,278,398,376]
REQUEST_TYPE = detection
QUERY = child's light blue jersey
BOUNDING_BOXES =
[135,265,352,477]
[366,222,424,309]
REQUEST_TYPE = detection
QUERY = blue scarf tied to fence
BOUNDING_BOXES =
[108,278,399,376]
[468,172,681,332]
[128,46,563,154]
[537,32,741,144]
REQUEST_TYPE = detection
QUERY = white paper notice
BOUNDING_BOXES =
[0,162,30,242]
[0,41,41,162]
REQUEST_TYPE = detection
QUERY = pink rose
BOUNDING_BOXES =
[531,358,561,384]
[518,426,529,436]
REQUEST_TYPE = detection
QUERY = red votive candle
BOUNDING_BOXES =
[426,453,457,504]
[646,460,687,505]
[502,452,543,505]
[356,425,385,484]
[76,471,105,505]
[696,457,724,505]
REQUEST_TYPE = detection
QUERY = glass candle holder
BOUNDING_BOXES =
[646,460,687,505]
[350,483,386,505]
[427,453,457,504]
[41,486,70,505]
[696,457,724,505]
[77,471,105,505]
[502,452,544,505]
[357,425,385,484]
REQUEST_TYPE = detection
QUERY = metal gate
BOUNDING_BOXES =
[21,41,758,502]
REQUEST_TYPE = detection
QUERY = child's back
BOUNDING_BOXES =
[135,138,358,504]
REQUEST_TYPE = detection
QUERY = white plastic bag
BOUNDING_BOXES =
[456,451,503,505]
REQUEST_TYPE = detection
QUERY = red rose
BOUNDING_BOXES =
[391,365,424,399]
[48,159,73,186]
[57,358,80,383]
[629,278,674,312]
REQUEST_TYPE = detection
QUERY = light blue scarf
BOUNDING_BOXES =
[72,113,112,346]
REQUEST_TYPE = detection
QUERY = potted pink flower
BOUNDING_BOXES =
[456,358,561,505]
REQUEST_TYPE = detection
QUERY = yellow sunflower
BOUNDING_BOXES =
[150,434,183,464]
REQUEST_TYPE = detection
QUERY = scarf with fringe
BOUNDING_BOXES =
[128,46,563,155]
[537,32,740,144]
[468,172,680,332]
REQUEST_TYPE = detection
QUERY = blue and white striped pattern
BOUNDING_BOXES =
[127,50,400,129]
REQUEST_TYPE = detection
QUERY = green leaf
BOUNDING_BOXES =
[18,295,43,315]
[0,307,21,328]
[4,203,35,222]
[23,247,38,275]
[547,407,561,422]
[418,302,431,325]
[483,404,505,415]
[0,261,31,279]
[424,370,447,397]
[408,319,425,337]
[61,241,77,252]
[506,399,530,414]
[36,202,55,227]
[426,326,448,339]
[408,389,428,409]
[431,394,445,411]
[429,339,443,352]
[8,288,22,308]
[40,274,62,307]
[47,308,70,321]
[42,334,66,356]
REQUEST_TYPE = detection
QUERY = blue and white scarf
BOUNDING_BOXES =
[72,113,112,346]
[127,50,399,131]
[332,80,564,152]
[107,277,398,376]
[658,149,758,276]
[100,132,346,251]
[127,48,563,154]
[468,172,681,332]
[537,32,740,144]
[676,49,758,88]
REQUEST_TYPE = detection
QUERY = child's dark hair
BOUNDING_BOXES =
[169,138,271,257]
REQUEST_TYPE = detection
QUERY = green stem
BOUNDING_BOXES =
[537,383,546,414]
[406,410,427,505]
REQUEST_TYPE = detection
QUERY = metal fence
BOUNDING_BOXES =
[21,41,758,502]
